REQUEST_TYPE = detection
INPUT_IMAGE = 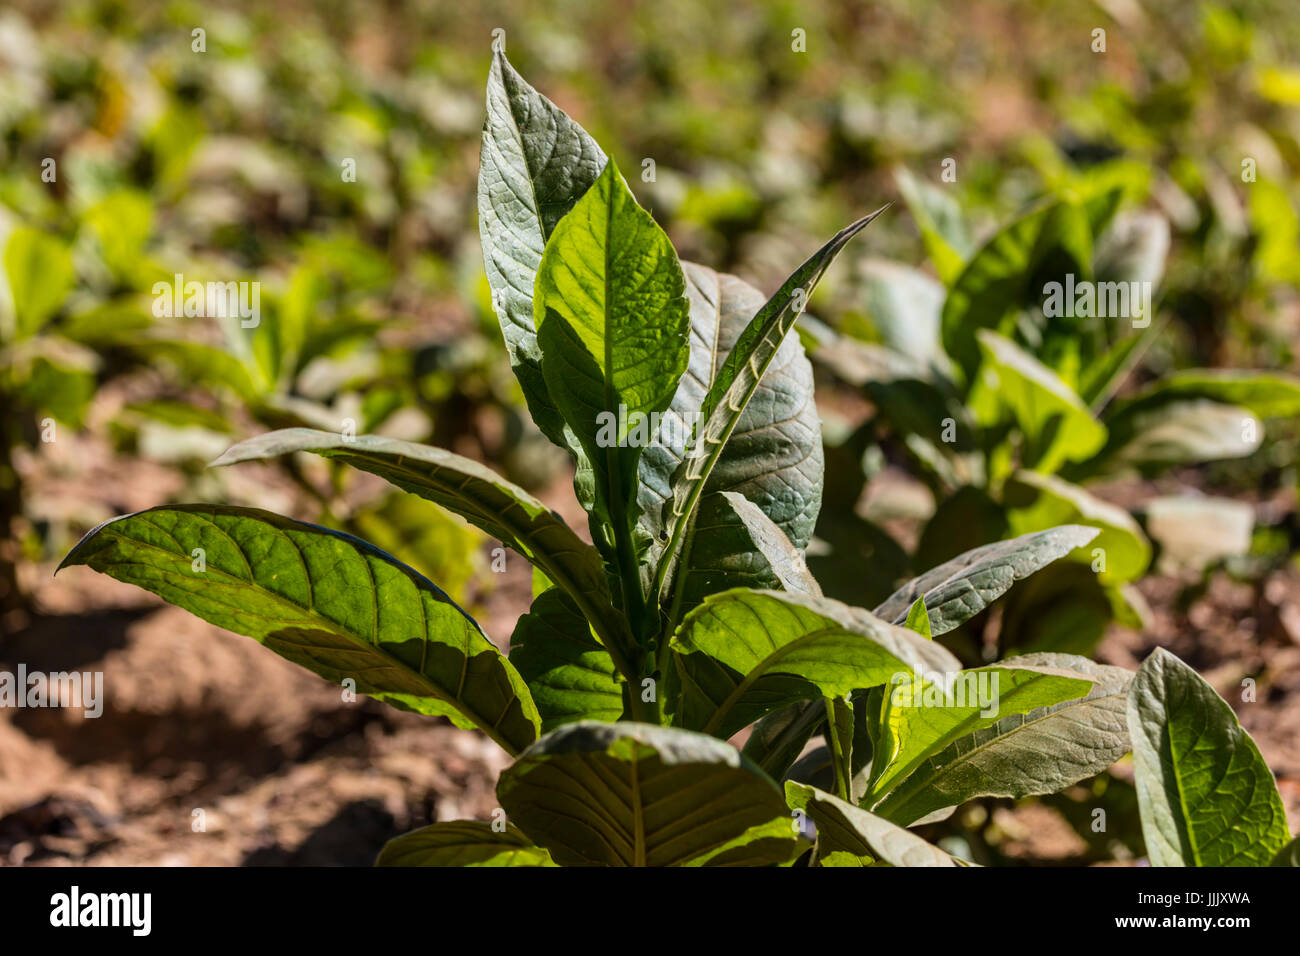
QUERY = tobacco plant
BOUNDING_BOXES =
[811,173,1300,658]
[55,54,1291,867]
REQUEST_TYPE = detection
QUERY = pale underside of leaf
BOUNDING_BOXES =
[497,721,792,867]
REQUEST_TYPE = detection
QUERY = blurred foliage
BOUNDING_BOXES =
[2,0,1299,607]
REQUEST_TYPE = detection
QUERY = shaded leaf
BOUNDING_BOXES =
[644,262,824,618]
[509,589,622,731]
[376,821,556,867]
[497,721,794,866]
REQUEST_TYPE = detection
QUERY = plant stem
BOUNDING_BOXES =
[824,698,850,802]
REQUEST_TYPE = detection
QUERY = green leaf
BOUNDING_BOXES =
[1272,836,1300,867]
[874,525,1101,637]
[376,821,556,867]
[1081,399,1260,477]
[904,597,932,638]
[84,190,155,284]
[1108,369,1300,420]
[864,662,1094,803]
[534,158,691,620]
[1127,648,1289,866]
[1078,322,1161,411]
[4,227,75,339]
[996,562,1118,658]
[57,505,541,755]
[478,50,606,451]
[497,721,795,866]
[787,783,969,867]
[968,330,1108,476]
[872,653,1131,825]
[655,210,886,616]
[509,589,622,731]
[642,262,824,619]
[941,200,1092,378]
[139,338,262,402]
[858,258,950,374]
[1004,470,1150,584]
[681,816,807,867]
[11,339,97,427]
[741,700,829,780]
[713,491,822,596]
[1094,210,1169,290]
[670,589,961,738]
[212,428,635,678]
[893,166,973,286]
[351,491,483,603]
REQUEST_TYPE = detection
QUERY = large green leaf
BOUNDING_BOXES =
[497,721,799,866]
[968,330,1107,476]
[1004,470,1150,584]
[1127,648,1289,866]
[874,525,1100,636]
[787,783,969,867]
[940,200,1093,378]
[864,662,1094,803]
[873,653,1131,825]
[641,262,824,618]
[654,210,886,619]
[534,158,691,620]
[670,589,960,738]
[509,588,622,731]
[376,821,556,867]
[57,505,541,755]
[212,428,635,676]
[680,816,807,867]
[4,227,74,339]
[478,50,606,450]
